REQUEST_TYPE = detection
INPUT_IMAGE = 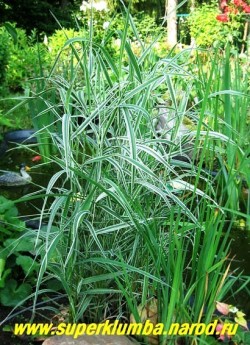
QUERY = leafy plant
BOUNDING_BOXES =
[214,301,250,343]
[187,1,244,48]
[0,196,25,242]
[0,196,38,306]
[0,26,9,90]
[0,279,32,307]
[5,26,50,91]
[189,46,250,218]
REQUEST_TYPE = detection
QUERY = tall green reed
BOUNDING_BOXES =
[190,47,249,219]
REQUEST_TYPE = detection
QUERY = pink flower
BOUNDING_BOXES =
[216,323,225,341]
[221,0,228,9]
[216,301,230,315]
[216,323,232,341]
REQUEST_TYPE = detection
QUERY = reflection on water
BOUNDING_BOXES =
[228,229,250,317]
[0,145,52,217]
[231,229,250,275]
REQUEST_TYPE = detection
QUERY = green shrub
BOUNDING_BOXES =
[187,2,243,48]
[0,27,9,89]
[4,11,165,93]
[45,28,84,78]
[5,27,50,91]
[46,28,83,59]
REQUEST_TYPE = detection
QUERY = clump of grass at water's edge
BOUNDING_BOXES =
[189,46,250,223]
[1,10,250,345]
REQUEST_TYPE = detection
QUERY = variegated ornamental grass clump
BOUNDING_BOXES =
[5,7,250,345]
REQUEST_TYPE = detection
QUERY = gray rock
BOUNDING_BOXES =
[153,107,194,161]
[42,335,138,345]
[153,107,190,142]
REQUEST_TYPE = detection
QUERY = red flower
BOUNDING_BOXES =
[233,0,240,5]
[234,0,250,9]
[216,13,229,22]
[32,155,42,162]
[234,0,244,6]
[244,5,250,12]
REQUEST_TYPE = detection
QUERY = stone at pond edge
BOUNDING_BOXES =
[4,129,37,144]
[42,335,139,345]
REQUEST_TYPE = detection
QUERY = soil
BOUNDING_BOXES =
[0,305,51,345]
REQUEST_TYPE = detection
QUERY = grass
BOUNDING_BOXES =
[1,8,249,345]
[190,46,250,217]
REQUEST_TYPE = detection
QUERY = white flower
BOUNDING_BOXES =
[80,1,90,12]
[103,21,110,30]
[80,0,108,12]
[43,34,48,46]
[113,38,121,47]
[93,0,108,11]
